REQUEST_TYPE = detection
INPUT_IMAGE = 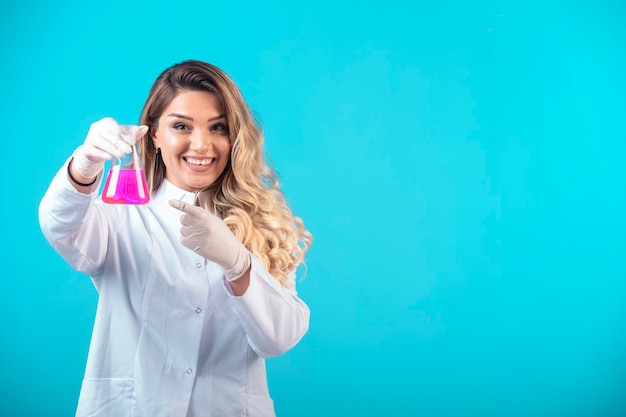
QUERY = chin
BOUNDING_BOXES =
[186,179,217,191]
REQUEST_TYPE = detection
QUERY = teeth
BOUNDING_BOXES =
[186,157,213,166]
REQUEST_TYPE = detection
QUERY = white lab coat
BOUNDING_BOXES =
[38,160,310,417]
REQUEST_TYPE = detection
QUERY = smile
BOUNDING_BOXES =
[184,157,214,166]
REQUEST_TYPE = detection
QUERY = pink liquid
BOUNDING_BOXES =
[102,168,150,205]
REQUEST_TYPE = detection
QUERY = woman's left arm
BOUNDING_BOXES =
[224,256,310,358]
[168,199,310,358]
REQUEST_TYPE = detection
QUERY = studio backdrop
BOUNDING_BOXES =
[1,1,625,416]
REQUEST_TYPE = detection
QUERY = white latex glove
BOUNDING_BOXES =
[73,118,149,178]
[169,199,251,281]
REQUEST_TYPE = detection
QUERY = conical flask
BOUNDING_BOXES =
[102,125,150,205]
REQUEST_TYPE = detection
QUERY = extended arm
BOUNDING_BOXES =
[39,119,148,277]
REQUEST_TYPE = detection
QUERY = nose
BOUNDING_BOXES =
[190,129,212,152]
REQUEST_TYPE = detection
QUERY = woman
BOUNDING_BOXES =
[39,60,312,417]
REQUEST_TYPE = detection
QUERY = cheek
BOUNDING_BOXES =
[217,138,232,158]
[160,134,186,154]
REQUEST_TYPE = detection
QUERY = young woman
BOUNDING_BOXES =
[39,60,312,417]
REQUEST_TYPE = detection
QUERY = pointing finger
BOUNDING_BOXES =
[169,199,206,216]
[169,199,187,212]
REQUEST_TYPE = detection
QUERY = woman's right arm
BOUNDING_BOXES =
[38,157,109,277]
[38,119,147,277]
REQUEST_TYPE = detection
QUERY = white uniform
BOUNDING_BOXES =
[38,160,310,417]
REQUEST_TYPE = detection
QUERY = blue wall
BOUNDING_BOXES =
[1,0,625,416]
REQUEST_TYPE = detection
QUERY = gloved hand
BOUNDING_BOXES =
[169,199,251,281]
[73,118,149,179]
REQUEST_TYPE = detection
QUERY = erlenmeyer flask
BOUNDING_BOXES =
[102,125,150,205]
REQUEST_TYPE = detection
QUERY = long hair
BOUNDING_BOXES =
[137,60,311,286]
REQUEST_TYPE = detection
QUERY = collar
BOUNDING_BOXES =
[154,179,197,205]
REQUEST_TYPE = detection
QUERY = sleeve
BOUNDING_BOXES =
[38,157,110,279]
[223,256,310,358]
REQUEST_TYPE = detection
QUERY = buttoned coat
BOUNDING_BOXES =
[39,161,310,417]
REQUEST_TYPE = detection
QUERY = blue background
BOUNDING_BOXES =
[1,0,625,416]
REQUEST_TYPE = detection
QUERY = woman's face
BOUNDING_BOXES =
[152,90,231,192]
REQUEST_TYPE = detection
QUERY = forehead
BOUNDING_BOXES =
[164,90,224,118]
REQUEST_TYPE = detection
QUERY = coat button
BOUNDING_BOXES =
[186,368,193,374]
[195,307,202,314]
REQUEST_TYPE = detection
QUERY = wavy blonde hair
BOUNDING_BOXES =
[137,60,311,286]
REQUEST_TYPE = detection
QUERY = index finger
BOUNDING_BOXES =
[169,199,205,216]
[169,199,188,212]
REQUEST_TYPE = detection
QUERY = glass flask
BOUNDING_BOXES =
[102,125,150,205]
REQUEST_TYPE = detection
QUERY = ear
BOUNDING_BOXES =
[151,125,160,148]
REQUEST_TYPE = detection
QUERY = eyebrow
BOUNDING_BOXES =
[167,113,226,122]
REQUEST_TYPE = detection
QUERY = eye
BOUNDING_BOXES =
[173,123,190,131]
[210,122,229,135]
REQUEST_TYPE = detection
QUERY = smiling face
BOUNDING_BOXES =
[152,90,231,192]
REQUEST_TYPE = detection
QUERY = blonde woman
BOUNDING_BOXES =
[39,60,312,417]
